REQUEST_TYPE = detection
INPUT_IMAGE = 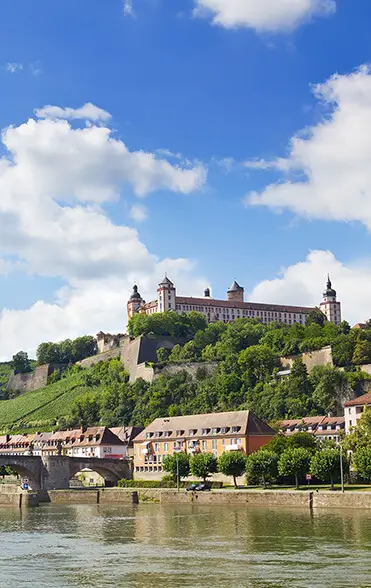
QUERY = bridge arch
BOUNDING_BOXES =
[0,456,41,490]
[69,458,130,486]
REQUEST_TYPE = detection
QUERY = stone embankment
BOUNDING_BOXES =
[3,486,371,509]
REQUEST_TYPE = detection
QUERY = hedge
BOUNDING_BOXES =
[118,479,223,489]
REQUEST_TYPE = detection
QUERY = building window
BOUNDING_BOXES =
[202,440,207,451]
[212,440,217,450]
[164,443,168,452]
[231,426,240,433]
[154,443,159,452]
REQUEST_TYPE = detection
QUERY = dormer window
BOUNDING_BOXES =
[211,428,219,435]
[201,428,210,435]
[95,434,100,442]
[188,429,197,436]
[146,432,152,439]
[231,426,241,433]
[176,430,184,437]
[220,427,228,434]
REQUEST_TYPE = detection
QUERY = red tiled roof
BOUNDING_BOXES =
[279,417,325,428]
[344,394,371,407]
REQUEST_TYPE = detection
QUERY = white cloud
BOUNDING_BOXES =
[0,105,207,359]
[35,102,112,123]
[246,65,371,230]
[248,250,371,325]
[194,0,336,32]
[5,62,23,74]
[130,204,148,222]
[123,0,135,16]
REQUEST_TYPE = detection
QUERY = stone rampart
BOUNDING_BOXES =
[78,348,121,368]
[6,363,68,395]
[154,361,218,380]
[281,346,333,373]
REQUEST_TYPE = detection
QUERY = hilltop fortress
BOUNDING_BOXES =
[127,275,342,327]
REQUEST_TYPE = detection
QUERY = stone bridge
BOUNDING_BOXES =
[0,455,131,490]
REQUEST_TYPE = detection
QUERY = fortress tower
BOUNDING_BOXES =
[227,280,244,303]
[127,284,144,319]
[320,276,341,325]
[157,275,176,313]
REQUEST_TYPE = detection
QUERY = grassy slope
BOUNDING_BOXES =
[0,368,101,433]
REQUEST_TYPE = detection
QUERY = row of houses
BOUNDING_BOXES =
[2,392,371,481]
[0,426,142,459]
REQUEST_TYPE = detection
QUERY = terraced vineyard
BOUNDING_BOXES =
[0,369,102,433]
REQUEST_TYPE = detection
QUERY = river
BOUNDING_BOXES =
[0,503,371,587]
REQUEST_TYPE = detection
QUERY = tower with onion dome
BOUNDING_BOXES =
[319,275,341,325]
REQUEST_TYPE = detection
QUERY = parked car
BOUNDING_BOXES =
[195,483,211,491]
[186,482,211,492]
[186,483,198,492]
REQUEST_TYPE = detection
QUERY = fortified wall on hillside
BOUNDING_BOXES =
[6,364,66,395]
[280,346,333,374]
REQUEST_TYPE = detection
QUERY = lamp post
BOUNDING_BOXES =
[340,444,344,493]
[176,452,180,492]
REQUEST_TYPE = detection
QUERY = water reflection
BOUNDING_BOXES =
[0,504,371,587]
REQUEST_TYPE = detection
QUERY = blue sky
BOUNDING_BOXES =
[1,0,371,358]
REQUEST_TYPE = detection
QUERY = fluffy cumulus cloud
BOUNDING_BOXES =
[246,65,371,230]
[0,105,207,359]
[193,0,336,32]
[248,250,371,325]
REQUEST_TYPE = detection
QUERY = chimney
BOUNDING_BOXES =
[204,287,210,298]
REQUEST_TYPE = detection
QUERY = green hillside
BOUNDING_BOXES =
[0,362,13,399]
[0,366,102,433]
[2,313,371,434]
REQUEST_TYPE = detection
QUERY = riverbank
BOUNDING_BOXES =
[3,485,371,509]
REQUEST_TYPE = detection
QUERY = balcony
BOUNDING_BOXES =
[225,443,241,451]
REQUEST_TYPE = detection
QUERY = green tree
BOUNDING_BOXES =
[156,347,170,363]
[352,340,371,365]
[12,351,31,374]
[218,451,246,488]
[278,448,312,489]
[36,342,61,365]
[353,447,371,483]
[162,452,190,481]
[238,344,279,388]
[287,432,318,452]
[72,336,97,362]
[190,452,218,482]
[263,434,288,456]
[245,450,278,488]
[71,392,101,427]
[310,448,345,489]
[343,405,371,451]
[305,309,326,327]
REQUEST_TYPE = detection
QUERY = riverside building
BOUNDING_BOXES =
[127,275,342,326]
[133,410,275,477]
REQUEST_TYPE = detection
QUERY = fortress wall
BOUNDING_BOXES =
[7,365,50,394]
[281,346,333,373]
[78,348,121,368]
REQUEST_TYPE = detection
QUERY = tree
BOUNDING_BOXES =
[310,448,345,489]
[353,447,371,483]
[71,392,101,427]
[218,451,246,488]
[245,450,278,488]
[305,309,326,327]
[238,344,279,388]
[190,453,218,482]
[278,448,312,489]
[263,434,288,456]
[72,336,97,362]
[287,432,318,452]
[36,342,61,365]
[343,406,371,451]
[162,452,190,482]
[352,341,371,366]
[156,347,170,363]
[12,351,31,374]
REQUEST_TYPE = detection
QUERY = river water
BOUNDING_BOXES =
[0,503,371,587]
